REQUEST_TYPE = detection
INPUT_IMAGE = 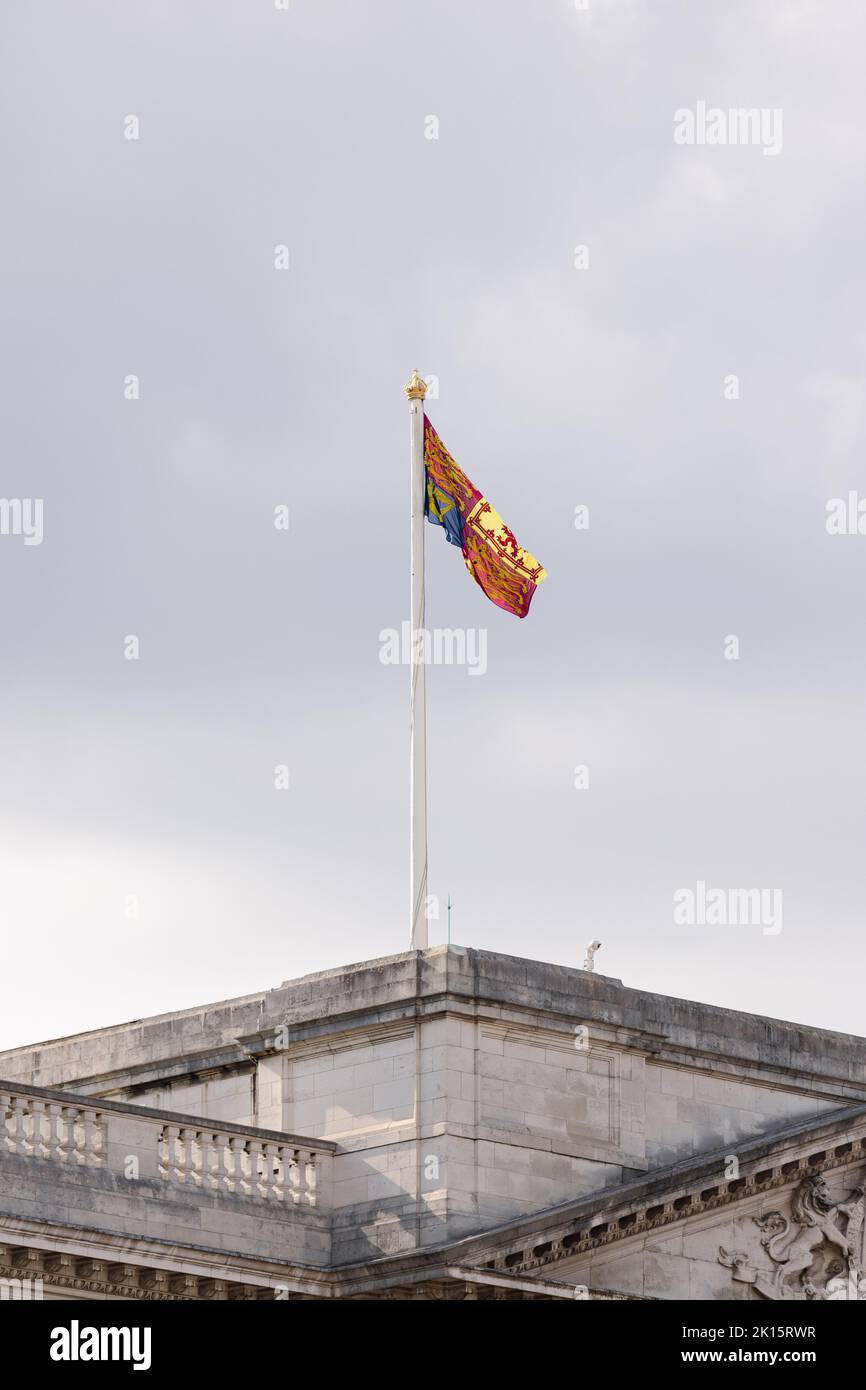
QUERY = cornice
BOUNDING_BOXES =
[470,1127,866,1279]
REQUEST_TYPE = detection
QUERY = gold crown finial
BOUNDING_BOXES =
[404,369,428,401]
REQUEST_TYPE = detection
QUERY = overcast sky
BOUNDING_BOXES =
[1,0,865,1050]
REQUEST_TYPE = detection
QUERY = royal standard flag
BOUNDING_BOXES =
[423,416,546,618]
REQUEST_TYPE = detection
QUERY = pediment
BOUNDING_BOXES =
[442,1102,866,1301]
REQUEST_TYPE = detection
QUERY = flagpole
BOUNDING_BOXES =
[405,369,428,949]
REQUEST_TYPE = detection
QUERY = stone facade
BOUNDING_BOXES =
[1,946,865,1299]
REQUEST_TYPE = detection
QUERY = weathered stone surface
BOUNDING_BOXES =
[2,946,866,1298]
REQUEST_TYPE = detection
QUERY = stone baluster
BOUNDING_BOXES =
[71,1109,86,1166]
[226,1135,245,1194]
[46,1102,64,1162]
[58,1106,77,1164]
[272,1144,287,1202]
[162,1124,180,1181]
[29,1100,47,1159]
[192,1130,206,1187]
[238,1136,253,1196]
[81,1108,97,1167]
[296,1149,309,1204]
[12,1097,29,1156]
[240,1139,253,1197]
[249,1139,266,1198]
[80,1106,104,1173]
[222,1135,235,1192]
[21,1098,34,1156]
[304,1150,319,1208]
[0,1092,8,1152]
[157,1127,170,1179]
[262,1141,279,1200]
[13,1097,30,1156]
[179,1127,195,1184]
[288,1148,301,1205]
[175,1126,191,1183]
[211,1133,228,1191]
[195,1131,210,1188]
[90,1110,106,1168]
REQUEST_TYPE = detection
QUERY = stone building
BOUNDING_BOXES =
[1,945,865,1301]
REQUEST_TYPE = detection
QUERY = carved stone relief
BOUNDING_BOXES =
[719,1171,866,1300]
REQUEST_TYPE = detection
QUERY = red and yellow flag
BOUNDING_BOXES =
[423,417,546,619]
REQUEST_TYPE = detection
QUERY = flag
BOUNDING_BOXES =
[423,415,547,618]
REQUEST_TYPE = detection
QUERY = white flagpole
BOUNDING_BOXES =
[405,369,428,949]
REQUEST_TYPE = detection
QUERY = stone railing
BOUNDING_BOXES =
[0,1089,106,1168]
[0,1081,333,1210]
[157,1124,322,1205]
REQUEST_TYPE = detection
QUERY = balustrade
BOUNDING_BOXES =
[1,1083,328,1209]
